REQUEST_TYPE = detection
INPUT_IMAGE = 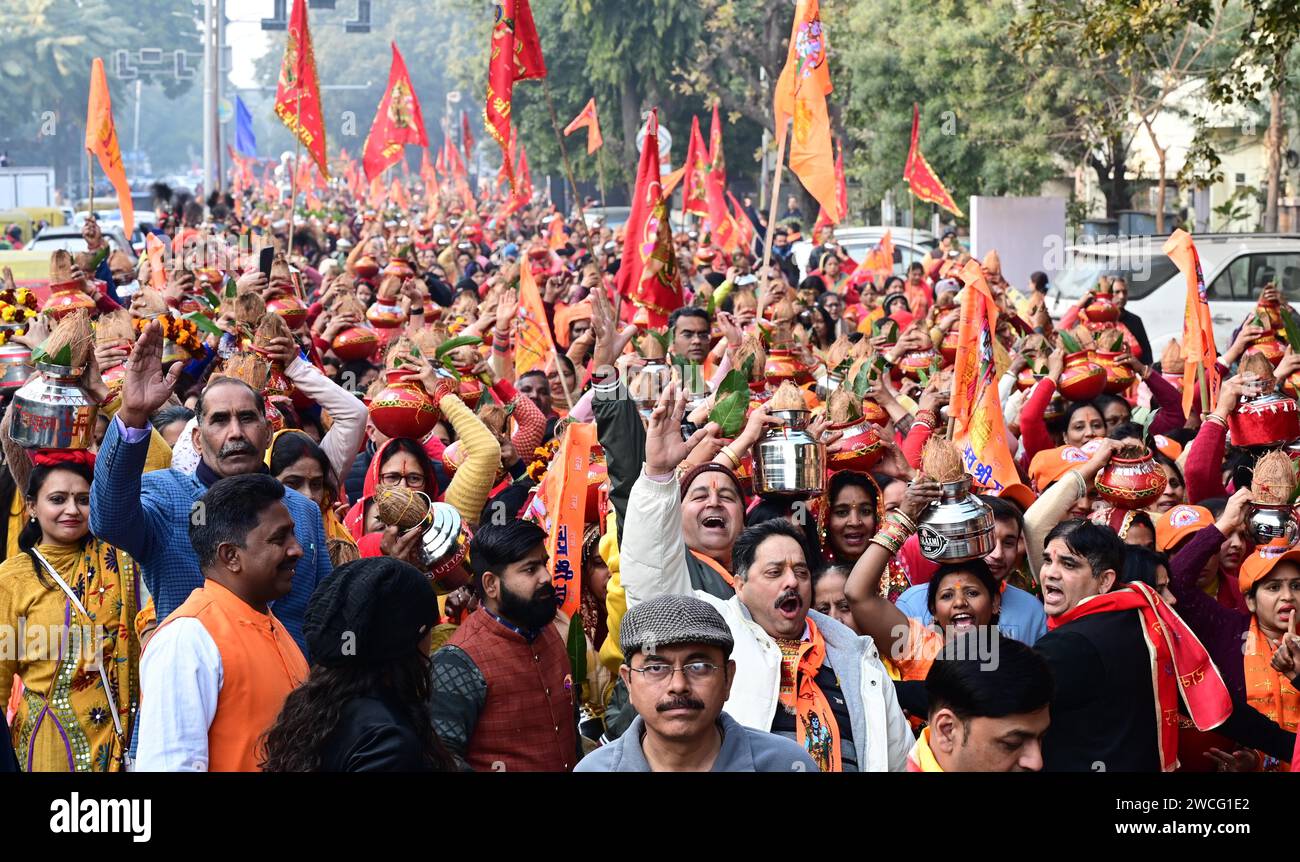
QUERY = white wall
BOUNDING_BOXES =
[969,196,1068,289]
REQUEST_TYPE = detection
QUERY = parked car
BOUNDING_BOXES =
[792,226,937,281]
[1047,233,1300,358]
[29,224,138,263]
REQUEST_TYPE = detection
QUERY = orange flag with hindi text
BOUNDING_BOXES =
[773,0,839,223]
[514,259,555,376]
[950,259,1018,493]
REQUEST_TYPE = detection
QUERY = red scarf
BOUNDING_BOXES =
[1048,583,1232,771]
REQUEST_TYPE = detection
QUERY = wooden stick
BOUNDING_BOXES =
[288,88,302,256]
[88,158,94,225]
[541,79,588,235]
[759,121,789,298]
[596,144,608,210]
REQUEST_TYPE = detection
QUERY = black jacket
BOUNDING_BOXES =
[1119,308,1152,365]
[1036,609,1162,772]
[319,696,436,772]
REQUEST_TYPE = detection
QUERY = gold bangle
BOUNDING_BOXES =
[888,510,918,533]
[719,445,741,470]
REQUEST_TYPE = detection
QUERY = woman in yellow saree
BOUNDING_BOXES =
[0,451,139,771]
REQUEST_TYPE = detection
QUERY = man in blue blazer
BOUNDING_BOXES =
[91,320,332,656]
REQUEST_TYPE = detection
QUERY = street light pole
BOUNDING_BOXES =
[203,0,214,200]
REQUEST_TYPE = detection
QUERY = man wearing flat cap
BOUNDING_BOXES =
[576,595,818,772]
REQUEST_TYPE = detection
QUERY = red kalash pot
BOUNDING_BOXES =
[1095,351,1136,394]
[369,369,442,440]
[331,326,379,362]
[1058,350,1106,401]
[1095,446,1168,510]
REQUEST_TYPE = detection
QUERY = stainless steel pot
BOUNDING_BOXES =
[815,369,843,401]
[1246,502,1299,546]
[917,476,996,562]
[0,342,33,390]
[629,360,672,421]
[420,501,471,592]
[752,409,825,496]
[10,362,98,450]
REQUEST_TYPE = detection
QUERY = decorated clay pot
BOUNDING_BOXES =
[354,255,380,279]
[41,282,96,321]
[1258,297,1284,333]
[861,398,889,426]
[1096,350,1136,394]
[1058,350,1106,402]
[456,365,483,410]
[265,399,286,433]
[764,348,814,387]
[1095,449,1168,510]
[366,301,407,329]
[899,348,940,381]
[828,419,886,472]
[940,328,959,365]
[1083,292,1119,324]
[1229,389,1300,448]
[267,295,308,331]
[1245,335,1286,368]
[384,259,415,280]
[331,325,379,362]
[369,368,440,440]
[1283,370,1300,400]
[1017,369,1045,392]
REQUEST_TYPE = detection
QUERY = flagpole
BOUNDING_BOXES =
[909,188,915,276]
[87,158,94,225]
[759,121,789,298]
[288,89,302,256]
[541,79,589,246]
[596,145,608,210]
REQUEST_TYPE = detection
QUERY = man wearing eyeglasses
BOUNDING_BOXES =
[576,594,819,772]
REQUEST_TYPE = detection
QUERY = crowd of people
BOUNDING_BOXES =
[0,161,1297,775]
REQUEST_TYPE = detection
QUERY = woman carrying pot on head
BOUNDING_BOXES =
[843,474,1002,681]
[0,450,140,771]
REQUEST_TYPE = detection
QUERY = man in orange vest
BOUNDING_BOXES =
[135,474,309,771]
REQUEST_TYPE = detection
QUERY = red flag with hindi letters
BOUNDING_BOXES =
[1164,229,1220,415]
[950,259,1018,493]
[362,43,428,182]
[704,103,737,252]
[728,190,756,250]
[539,420,596,621]
[273,0,329,179]
[563,98,603,155]
[681,117,711,218]
[903,104,962,217]
[514,258,555,376]
[773,0,839,223]
[485,0,547,188]
[85,58,134,234]
[615,110,682,327]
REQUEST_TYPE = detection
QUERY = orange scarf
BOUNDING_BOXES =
[775,617,842,773]
[1244,618,1299,771]
[689,549,735,589]
[1048,583,1232,771]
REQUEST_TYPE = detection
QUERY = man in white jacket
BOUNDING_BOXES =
[618,383,914,772]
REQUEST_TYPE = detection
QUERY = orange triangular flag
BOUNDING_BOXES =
[85,58,134,234]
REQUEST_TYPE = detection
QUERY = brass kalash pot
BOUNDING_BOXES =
[752,409,826,496]
[917,475,996,562]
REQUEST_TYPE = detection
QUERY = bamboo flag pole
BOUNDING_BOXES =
[287,89,302,256]
[87,158,94,225]
[759,121,790,298]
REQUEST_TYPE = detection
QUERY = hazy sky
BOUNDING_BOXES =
[227,0,273,88]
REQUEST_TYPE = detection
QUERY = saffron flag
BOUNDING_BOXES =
[615,110,683,327]
[704,103,737,252]
[420,148,441,217]
[681,116,711,218]
[390,179,411,212]
[547,212,567,250]
[84,58,134,235]
[950,259,1018,493]
[815,139,848,230]
[903,104,961,217]
[563,98,603,155]
[143,233,168,290]
[773,0,839,223]
[1164,229,1220,415]
[273,0,329,179]
[855,229,893,286]
[514,259,555,376]
[484,0,547,187]
[461,109,476,167]
[536,421,597,621]
[362,43,428,182]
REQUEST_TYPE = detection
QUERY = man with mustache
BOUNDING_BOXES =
[91,322,332,655]
[576,594,818,772]
[618,385,914,772]
[428,520,578,772]
[136,475,309,771]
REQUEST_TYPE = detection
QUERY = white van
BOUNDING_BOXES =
[1047,233,1300,358]
[792,226,937,281]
